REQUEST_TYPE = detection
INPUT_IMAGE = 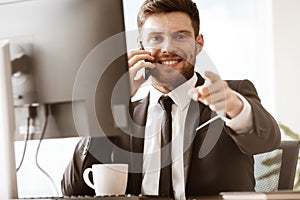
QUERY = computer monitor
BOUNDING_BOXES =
[0,0,132,139]
[1,0,132,198]
[0,40,18,199]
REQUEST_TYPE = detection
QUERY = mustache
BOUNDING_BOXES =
[155,52,185,60]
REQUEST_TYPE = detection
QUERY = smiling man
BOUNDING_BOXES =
[62,0,281,199]
[129,12,202,93]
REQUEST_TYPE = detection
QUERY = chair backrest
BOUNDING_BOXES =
[278,140,300,190]
[254,140,300,192]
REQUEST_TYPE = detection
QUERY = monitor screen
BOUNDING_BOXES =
[0,0,132,139]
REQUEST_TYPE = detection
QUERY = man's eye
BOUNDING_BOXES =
[149,35,163,43]
[175,33,188,41]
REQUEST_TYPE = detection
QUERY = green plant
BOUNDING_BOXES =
[278,123,300,190]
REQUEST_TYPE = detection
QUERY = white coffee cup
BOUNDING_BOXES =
[83,163,128,196]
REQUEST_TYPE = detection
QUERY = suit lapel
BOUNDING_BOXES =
[131,95,148,154]
[183,100,203,186]
[183,73,206,186]
[128,95,149,195]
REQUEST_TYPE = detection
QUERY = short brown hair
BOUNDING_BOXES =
[137,0,200,37]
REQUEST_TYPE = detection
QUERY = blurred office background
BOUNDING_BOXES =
[8,0,300,197]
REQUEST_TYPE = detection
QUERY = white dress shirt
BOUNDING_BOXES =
[140,73,253,200]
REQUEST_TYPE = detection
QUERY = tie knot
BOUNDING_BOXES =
[159,96,173,112]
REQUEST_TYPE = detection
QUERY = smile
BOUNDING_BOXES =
[158,59,182,66]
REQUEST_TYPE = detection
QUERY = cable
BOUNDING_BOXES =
[16,116,30,172]
[34,104,59,196]
[16,105,37,172]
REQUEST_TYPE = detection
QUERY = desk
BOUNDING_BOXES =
[220,190,300,200]
[19,191,300,200]
[19,195,220,200]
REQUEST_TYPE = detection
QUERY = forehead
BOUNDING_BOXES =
[142,11,194,35]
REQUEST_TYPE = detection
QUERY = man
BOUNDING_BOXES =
[61,0,281,199]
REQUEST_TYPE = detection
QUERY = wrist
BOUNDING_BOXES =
[226,95,243,119]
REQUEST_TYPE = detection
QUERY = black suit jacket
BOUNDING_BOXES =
[61,74,281,196]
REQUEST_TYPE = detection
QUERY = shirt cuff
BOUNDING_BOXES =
[221,92,254,134]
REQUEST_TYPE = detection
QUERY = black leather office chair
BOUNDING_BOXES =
[254,140,300,192]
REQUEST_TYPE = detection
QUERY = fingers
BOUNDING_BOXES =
[127,50,150,60]
[198,82,228,111]
[128,49,159,67]
[188,71,228,112]
[197,80,225,99]
[195,72,226,100]
[128,49,155,80]
[128,50,155,67]
[127,49,157,96]
[188,71,244,118]
[204,71,220,83]
[209,100,226,112]
[203,89,227,106]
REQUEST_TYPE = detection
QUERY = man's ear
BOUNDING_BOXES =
[196,34,204,54]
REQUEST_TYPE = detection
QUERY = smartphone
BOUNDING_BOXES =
[139,41,151,80]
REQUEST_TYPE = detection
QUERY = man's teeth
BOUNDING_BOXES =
[161,60,178,65]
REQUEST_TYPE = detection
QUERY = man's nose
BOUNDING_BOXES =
[160,38,177,54]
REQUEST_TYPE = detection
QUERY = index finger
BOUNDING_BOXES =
[150,48,160,57]
[204,71,221,83]
[127,49,151,60]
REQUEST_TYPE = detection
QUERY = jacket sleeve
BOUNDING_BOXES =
[226,79,281,155]
[61,137,114,196]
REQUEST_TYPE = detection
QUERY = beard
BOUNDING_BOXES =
[150,53,196,91]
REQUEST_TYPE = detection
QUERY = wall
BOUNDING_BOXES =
[273,0,300,135]
[15,137,80,197]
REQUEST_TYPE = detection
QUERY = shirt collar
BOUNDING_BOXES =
[149,73,198,110]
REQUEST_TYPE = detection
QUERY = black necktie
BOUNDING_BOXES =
[158,96,173,196]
